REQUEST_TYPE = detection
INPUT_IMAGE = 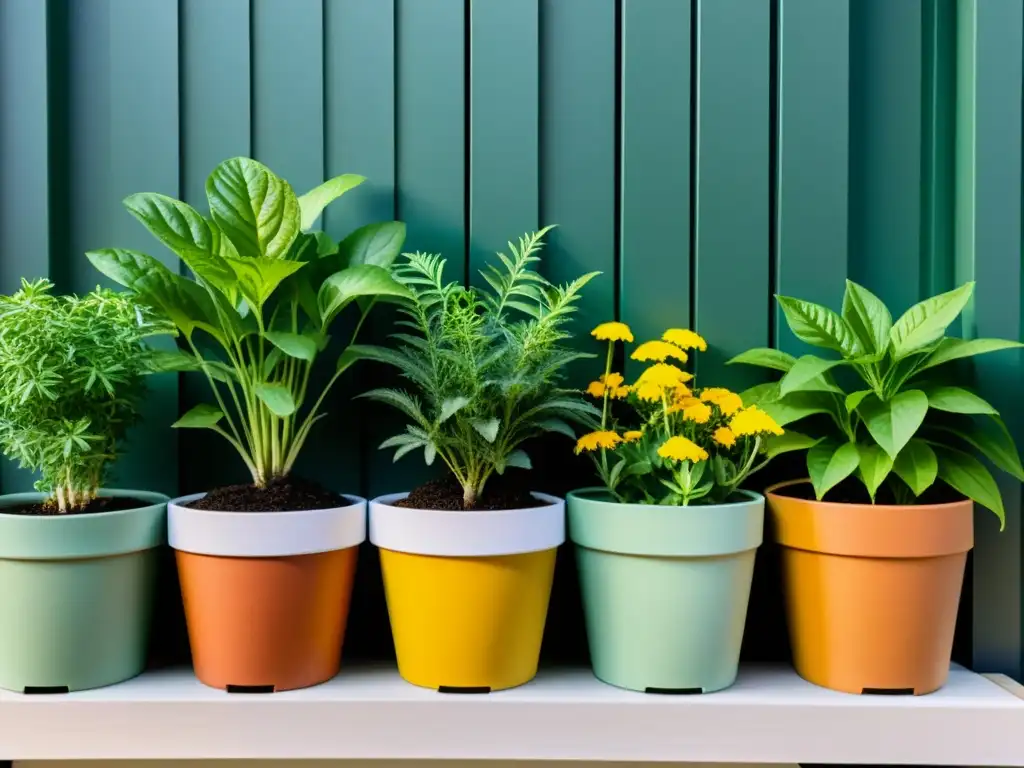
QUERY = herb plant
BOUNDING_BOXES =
[87,157,412,488]
[729,280,1024,528]
[577,323,791,505]
[355,226,600,508]
[0,279,167,512]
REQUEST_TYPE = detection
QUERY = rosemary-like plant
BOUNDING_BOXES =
[355,226,601,508]
[0,279,165,512]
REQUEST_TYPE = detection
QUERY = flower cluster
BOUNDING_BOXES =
[578,323,783,505]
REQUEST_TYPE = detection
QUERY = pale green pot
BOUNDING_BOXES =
[568,489,764,694]
[0,489,167,692]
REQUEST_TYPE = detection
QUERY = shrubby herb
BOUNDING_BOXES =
[87,157,412,488]
[356,227,600,508]
[0,279,166,512]
[730,280,1024,527]
[577,323,790,505]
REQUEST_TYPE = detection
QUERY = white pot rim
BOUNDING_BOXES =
[369,491,565,557]
[168,492,367,557]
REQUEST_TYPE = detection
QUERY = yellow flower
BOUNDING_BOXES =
[575,430,623,454]
[609,385,631,400]
[624,430,644,442]
[662,328,708,351]
[658,436,709,463]
[681,401,712,424]
[637,363,694,388]
[592,322,634,342]
[700,387,743,416]
[585,381,605,398]
[635,381,664,401]
[713,427,737,448]
[729,406,784,437]
[631,340,689,363]
[601,372,625,388]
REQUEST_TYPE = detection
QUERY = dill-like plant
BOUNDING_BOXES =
[0,279,166,512]
[354,226,601,508]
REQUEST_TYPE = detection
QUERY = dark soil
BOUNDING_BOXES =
[186,476,346,512]
[396,474,545,511]
[5,496,151,517]
[775,476,964,506]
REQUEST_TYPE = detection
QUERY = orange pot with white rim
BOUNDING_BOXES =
[369,492,563,692]
[767,479,973,695]
[168,492,366,692]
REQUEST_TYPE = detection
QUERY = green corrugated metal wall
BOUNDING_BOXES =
[0,0,1021,676]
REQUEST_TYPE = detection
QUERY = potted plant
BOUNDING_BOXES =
[567,324,793,693]
[730,279,1023,695]
[0,279,169,692]
[358,227,599,691]
[87,157,412,692]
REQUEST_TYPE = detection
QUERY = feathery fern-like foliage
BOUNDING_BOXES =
[355,226,601,508]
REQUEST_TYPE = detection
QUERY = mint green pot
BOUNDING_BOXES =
[568,489,764,693]
[0,489,167,692]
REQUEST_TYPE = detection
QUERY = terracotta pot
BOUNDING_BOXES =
[767,479,973,695]
[168,492,366,692]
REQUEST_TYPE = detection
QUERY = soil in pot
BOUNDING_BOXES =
[185,476,345,512]
[397,474,544,511]
[5,496,154,516]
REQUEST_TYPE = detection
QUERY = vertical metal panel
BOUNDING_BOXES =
[956,0,1024,680]
[774,0,849,355]
[619,0,691,373]
[539,0,617,378]
[178,0,252,495]
[395,0,465,279]
[468,0,540,281]
[693,0,771,386]
[67,0,181,496]
[848,0,923,312]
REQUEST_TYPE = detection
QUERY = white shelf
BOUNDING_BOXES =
[0,664,1021,763]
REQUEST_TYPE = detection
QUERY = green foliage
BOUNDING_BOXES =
[357,226,601,508]
[730,280,1024,528]
[0,279,168,512]
[87,157,411,488]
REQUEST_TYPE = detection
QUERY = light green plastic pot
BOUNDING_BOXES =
[0,489,167,692]
[568,489,764,693]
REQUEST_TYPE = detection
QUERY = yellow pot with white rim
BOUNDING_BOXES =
[369,492,564,692]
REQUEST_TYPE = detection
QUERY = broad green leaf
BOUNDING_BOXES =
[889,282,975,359]
[917,337,1024,373]
[318,264,414,327]
[857,444,893,501]
[314,231,338,256]
[726,347,797,372]
[738,382,779,407]
[892,438,938,496]
[934,446,1005,530]
[538,418,576,439]
[297,174,366,230]
[439,396,471,423]
[505,449,532,470]
[172,403,224,428]
[147,349,235,383]
[924,386,996,415]
[123,193,218,253]
[776,295,863,356]
[472,418,500,443]
[807,441,861,500]
[779,355,845,396]
[931,417,1024,482]
[841,280,892,357]
[760,391,837,427]
[264,331,316,362]
[763,430,821,459]
[177,248,240,305]
[206,157,300,259]
[858,390,929,459]
[338,221,407,269]
[254,383,297,417]
[225,256,306,310]
[845,389,872,412]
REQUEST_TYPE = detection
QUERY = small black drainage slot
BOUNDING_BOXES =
[645,686,703,695]
[23,686,68,695]
[861,687,914,695]
[226,684,275,694]
[438,685,491,694]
